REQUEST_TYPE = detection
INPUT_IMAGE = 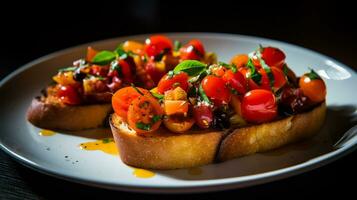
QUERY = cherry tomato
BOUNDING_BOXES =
[193,104,213,129]
[261,47,286,68]
[211,66,227,77]
[238,67,261,90]
[144,35,173,59]
[222,69,247,94]
[112,87,150,120]
[230,54,249,68]
[157,72,189,94]
[258,66,287,91]
[57,84,81,105]
[241,89,277,123]
[179,39,205,60]
[145,59,167,84]
[127,95,164,134]
[299,74,326,103]
[201,75,231,105]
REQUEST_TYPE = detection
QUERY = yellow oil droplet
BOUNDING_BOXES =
[133,168,155,178]
[188,167,202,175]
[79,138,119,155]
[39,129,56,136]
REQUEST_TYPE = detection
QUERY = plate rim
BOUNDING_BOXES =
[1,32,357,193]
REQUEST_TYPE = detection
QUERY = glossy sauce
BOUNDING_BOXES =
[132,168,155,178]
[187,167,203,175]
[79,138,119,155]
[39,129,56,136]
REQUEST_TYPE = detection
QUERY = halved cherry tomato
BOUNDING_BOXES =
[201,75,231,105]
[127,95,164,134]
[179,39,205,60]
[57,84,81,105]
[211,65,227,77]
[258,66,287,91]
[86,46,98,62]
[299,73,326,103]
[163,117,194,133]
[193,104,213,129]
[241,89,277,123]
[112,87,150,119]
[222,69,247,94]
[145,35,173,59]
[230,54,249,68]
[157,72,189,94]
[261,47,286,68]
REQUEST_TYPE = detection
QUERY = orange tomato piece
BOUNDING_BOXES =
[86,46,98,62]
[230,54,249,68]
[164,100,189,115]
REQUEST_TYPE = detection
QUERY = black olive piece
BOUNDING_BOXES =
[73,69,86,81]
[212,109,231,130]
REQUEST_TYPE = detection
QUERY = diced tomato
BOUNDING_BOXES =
[193,104,213,129]
[258,66,287,91]
[122,40,145,55]
[164,100,189,115]
[145,59,167,84]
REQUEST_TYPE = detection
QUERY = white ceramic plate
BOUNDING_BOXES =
[1,33,357,193]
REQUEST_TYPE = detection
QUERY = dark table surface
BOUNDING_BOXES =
[1,1,357,199]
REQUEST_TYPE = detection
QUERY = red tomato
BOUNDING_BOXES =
[145,59,167,84]
[211,66,227,77]
[57,85,81,105]
[112,87,150,120]
[127,95,163,134]
[157,72,189,94]
[193,104,213,129]
[261,47,286,68]
[238,67,261,90]
[222,69,247,94]
[241,89,277,123]
[299,74,326,103]
[180,39,205,60]
[201,75,231,105]
[258,66,287,91]
[145,35,173,58]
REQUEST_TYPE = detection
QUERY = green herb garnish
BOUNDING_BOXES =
[283,64,289,76]
[219,61,237,73]
[174,40,182,51]
[247,59,262,85]
[151,115,162,124]
[58,67,77,72]
[307,68,321,80]
[135,122,151,131]
[258,57,275,87]
[92,51,117,65]
[150,91,164,100]
[199,84,211,104]
[131,83,144,96]
[173,60,207,76]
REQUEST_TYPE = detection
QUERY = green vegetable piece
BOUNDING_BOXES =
[173,60,207,76]
[92,51,117,65]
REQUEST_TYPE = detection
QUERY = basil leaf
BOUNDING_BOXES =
[259,57,275,87]
[219,61,237,73]
[114,45,129,60]
[152,115,162,124]
[58,66,77,72]
[283,64,289,76]
[199,84,211,104]
[307,69,321,80]
[173,60,207,76]
[92,51,117,65]
[174,40,182,51]
[247,59,262,84]
[136,122,151,131]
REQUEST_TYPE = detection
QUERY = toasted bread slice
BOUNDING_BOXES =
[27,97,112,131]
[110,114,223,169]
[110,102,326,169]
[217,102,326,161]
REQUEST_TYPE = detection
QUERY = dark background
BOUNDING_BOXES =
[1,1,357,199]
